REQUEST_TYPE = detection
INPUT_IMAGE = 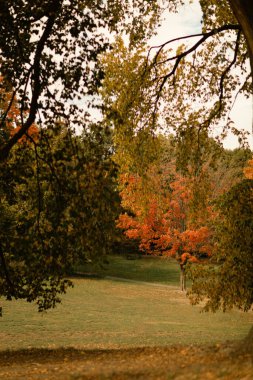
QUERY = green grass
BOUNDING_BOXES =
[0,256,252,352]
[75,255,181,285]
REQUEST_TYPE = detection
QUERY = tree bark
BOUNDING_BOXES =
[228,0,253,77]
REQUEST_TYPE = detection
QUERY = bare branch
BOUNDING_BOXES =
[150,24,241,66]
[218,30,242,112]
[150,24,241,115]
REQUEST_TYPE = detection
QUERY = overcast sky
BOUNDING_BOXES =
[149,1,253,150]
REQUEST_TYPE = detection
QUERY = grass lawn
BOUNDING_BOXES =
[0,256,252,351]
[0,255,252,379]
[75,254,182,285]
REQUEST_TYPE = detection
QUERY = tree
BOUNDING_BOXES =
[187,147,253,313]
[100,37,162,175]
[228,0,253,74]
[0,122,119,312]
[101,2,251,154]
[0,2,252,199]
[1,0,252,313]
[188,179,253,312]
[147,2,251,148]
[0,0,165,160]
[211,147,252,195]
[117,138,213,291]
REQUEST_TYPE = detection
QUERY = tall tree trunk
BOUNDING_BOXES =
[228,0,253,77]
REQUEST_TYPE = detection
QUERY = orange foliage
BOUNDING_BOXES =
[180,253,199,265]
[117,168,214,264]
[11,123,39,143]
[244,159,253,179]
[0,76,39,142]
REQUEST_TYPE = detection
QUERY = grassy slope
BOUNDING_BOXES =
[0,256,252,351]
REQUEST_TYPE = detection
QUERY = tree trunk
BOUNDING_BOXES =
[228,0,253,77]
[180,266,186,291]
[243,325,253,356]
[233,325,253,358]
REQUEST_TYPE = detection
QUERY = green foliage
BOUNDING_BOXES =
[211,147,252,196]
[189,179,253,312]
[100,37,165,174]
[0,123,119,312]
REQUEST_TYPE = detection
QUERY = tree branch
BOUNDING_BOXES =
[0,242,16,298]
[150,24,241,108]
[218,30,242,113]
[0,87,18,128]
[0,2,61,161]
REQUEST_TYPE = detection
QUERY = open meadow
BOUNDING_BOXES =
[0,256,252,379]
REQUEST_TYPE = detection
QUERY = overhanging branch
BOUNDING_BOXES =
[150,24,242,108]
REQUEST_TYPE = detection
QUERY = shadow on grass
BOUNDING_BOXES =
[70,272,104,279]
[0,340,251,364]
[0,346,185,366]
[0,343,252,380]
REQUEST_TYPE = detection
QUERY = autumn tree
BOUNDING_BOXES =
[117,135,214,291]
[101,2,252,155]
[100,37,163,176]
[118,174,213,291]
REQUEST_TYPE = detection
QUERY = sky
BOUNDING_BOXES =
[149,1,253,150]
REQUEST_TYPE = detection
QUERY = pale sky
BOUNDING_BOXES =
[149,1,253,150]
